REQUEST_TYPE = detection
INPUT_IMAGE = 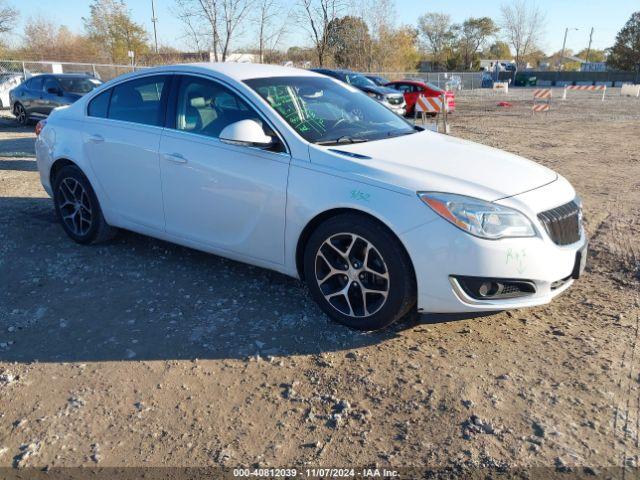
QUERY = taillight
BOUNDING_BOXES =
[35,120,47,136]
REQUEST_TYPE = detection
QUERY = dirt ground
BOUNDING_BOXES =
[0,89,639,478]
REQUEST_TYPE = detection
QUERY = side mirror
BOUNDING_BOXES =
[219,119,275,148]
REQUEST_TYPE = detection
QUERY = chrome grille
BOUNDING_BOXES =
[537,200,581,246]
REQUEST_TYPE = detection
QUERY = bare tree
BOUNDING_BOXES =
[220,0,252,60]
[0,0,18,35]
[297,0,345,67]
[418,12,455,70]
[174,0,209,53]
[253,0,287,63]
[175,0,252,61]
[500,0,545,68]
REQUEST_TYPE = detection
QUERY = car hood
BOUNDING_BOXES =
[312,130,557,201]
[358,85,402,97]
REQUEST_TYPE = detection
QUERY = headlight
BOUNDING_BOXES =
[418,192,536,239]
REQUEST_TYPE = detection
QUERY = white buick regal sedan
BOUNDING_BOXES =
[35,63,587,330]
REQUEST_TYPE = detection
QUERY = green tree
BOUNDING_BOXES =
[458,17,498,69]
[485,41,512,59]
[576,48,606,63]
[608,11,640,71]
[326,15,371,69]
[83,0,149,63]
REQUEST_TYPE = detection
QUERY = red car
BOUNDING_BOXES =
[385,80,456,115]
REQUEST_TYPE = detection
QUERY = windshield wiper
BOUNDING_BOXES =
[386,129,417,138]
[315,136,370,146]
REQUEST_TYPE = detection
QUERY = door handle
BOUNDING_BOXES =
[163,152,187,164]
[88,134,104,143]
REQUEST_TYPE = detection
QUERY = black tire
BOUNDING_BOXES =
[52,165,117,244]
[303,213,416,331]
[14,102,28,126]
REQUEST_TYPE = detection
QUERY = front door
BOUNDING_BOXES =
[159,75,290,265]
[41,76,62,115]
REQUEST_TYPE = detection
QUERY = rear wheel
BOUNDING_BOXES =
[52,165,117,244]
[303,213,416,330]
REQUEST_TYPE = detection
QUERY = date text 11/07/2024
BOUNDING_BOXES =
[233,468,399,477]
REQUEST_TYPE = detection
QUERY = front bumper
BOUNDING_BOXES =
[401,176,587,313]
[401,217,587,313]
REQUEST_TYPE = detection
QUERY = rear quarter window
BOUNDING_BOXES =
[107,75,168,126]
[87,89,111,118]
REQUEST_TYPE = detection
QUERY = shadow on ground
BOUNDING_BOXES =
[0,197,494,364]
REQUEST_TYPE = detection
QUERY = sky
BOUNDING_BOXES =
[7,0,638,56]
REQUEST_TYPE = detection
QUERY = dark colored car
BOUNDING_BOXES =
[311,68,406,115]
[364,74,390,86]
[385,79,456,115]
[10,73,102,125]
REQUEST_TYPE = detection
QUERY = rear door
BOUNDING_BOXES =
[84,74,171,231]
[23,76,44,114]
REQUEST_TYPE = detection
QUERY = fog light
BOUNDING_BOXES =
[453,276,536,300]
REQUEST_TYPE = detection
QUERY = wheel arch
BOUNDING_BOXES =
[295,207,416,284]
[50,158,81,187]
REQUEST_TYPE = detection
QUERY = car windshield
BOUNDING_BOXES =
[57,77,102,94]
[344,73,377,88]
[244,76,415,145]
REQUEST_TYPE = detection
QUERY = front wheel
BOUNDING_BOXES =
[303,213,416,330]
[14,103,28,126]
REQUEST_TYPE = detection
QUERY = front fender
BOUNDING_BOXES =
[284,159,438,277]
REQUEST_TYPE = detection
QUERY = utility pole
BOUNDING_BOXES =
[151,0,159,54]
[585,27,594,63]
[558,27,578,71]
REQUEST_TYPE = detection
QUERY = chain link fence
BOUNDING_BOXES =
[0,59,140,82]
[369,71,484,90]
[1,60,488,90]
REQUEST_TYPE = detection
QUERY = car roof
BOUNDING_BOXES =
[138,62,321,82]
[393,79,426,85]
[313,68,364,75]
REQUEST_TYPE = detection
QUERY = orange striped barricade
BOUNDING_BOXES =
[532,88,552,114]
[414,94,450,133]
[532,104,550,113]
[562,84,607,101]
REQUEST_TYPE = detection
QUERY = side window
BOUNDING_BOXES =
[43,77,60,93]
[175,76,261,139]
[30,76,44,91]
[108,75,168,126]
[397,84,412,93]
[88,89,111,118]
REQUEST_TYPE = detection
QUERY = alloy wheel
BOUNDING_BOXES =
[314,233,390,318]
[57,177,93,237]
[15,104,27,125]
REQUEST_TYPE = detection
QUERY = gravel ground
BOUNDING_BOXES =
[0,91,639,477]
